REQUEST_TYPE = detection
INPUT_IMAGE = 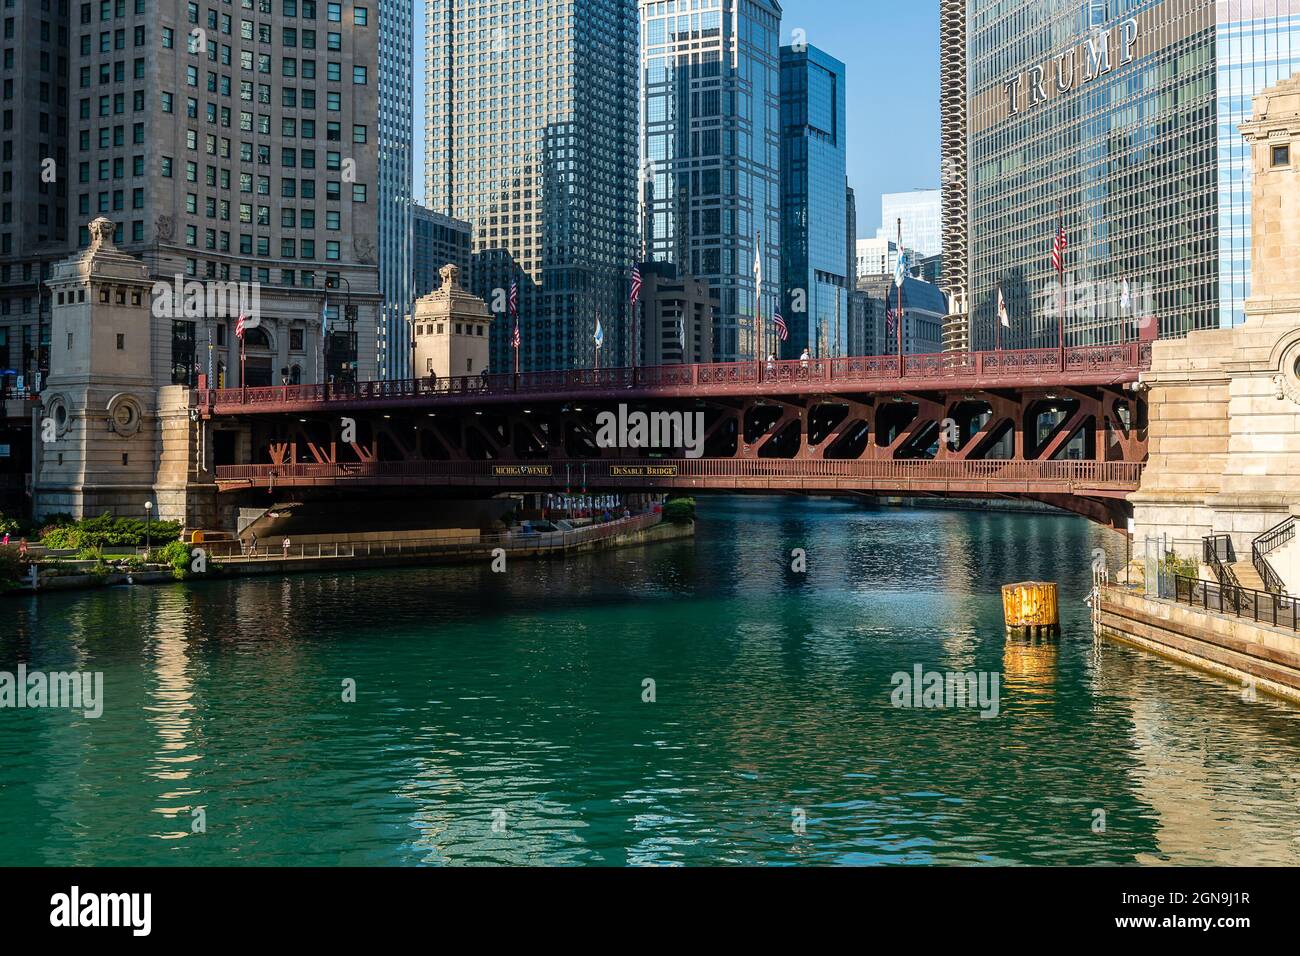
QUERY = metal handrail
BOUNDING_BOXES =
[205,510,661,560]
[1252,516,1294,596]
[1202,534,1240,593]
[195,342,1153,411]
[213,457,1146,487]
[1174,574,1298,632]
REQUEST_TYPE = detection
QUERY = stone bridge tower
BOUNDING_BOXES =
[1131,73,1300,555]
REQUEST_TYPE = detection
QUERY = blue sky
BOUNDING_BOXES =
[412,0,938,239]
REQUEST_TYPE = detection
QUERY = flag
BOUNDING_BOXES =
[885,305,896,336]
[677,317,686,350]
[1052,220,1068,274]
[773,311,789,342]
[236,312,261,339]
[509,279,519,318]
[629,265,642,305]
[1120,278,1131,310]
[893,249,908,288]
[997,287,1009,328]
[511,318,521,351]
[594,315,604,349]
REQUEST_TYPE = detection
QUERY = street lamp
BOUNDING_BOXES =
[144,500,153,552]
[324,275,353,385]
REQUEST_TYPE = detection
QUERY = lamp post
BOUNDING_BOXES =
[325,275,352,386]
[144,500,153,553]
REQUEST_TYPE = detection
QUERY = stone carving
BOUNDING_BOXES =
[156,215,175,242]
[440,263,461,290]
[87,217,116,248]
[353,236,376,264]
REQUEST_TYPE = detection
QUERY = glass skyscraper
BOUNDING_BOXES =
[949,0,1300,352]
[424,0,639,372]
[779,43,848,359]
[878,189,943,259]
[377,0,414,379]
[639,0,782,362]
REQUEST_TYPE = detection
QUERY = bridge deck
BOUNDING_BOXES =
[214,457,1143,498]
[197,344,1152,416]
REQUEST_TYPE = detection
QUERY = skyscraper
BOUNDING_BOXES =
[0,0,70,395]
[877,189,942,259]
[779,43,848,358]
[946,0,1300,351]
[639,0,782,362]
[52,0,382,387]
[425,0,639,372]
[376,0,414,380]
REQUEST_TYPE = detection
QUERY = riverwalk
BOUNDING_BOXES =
[6,511,692,593]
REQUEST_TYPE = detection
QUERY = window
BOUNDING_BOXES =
[353,6,366,24]
[352,65,366,84]
[1273,144,1291,168]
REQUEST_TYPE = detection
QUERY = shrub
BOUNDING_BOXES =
[0,546,27,591]
[663,497,696,524]
[39,513,182,550]
[1161,553,1199,580]
[0,513,33,538]
[153,539,193,580]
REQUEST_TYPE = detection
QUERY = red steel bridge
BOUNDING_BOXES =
[198,343,1151,529]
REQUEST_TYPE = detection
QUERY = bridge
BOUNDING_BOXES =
[198,343,1151,529]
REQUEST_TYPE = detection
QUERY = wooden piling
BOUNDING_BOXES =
[1002,581,1060,640]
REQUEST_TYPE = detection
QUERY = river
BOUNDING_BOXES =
[2,496,1299,865]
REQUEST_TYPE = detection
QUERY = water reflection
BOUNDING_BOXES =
[0,497,1297,866]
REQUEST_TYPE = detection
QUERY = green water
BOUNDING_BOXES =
[2,497,1299,866]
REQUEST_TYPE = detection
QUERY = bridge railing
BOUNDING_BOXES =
[213,457,1144,486]
[196,342,1152,410]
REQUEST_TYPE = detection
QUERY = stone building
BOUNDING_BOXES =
[1132,71,1300,581]
[409,264,494,380]
[34,217,214,526]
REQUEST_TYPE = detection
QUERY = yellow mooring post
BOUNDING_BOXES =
[1001,581,1060,640]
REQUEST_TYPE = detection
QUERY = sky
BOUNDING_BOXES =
[411,0,939,240]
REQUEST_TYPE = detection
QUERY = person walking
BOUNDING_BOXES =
[282,536,291,558]
[249,533,258,556]
[799,347,810,370]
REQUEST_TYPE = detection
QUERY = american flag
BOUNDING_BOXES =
[235,313,248,340]
[773,311,788,342]
[885,306,896,335]
[511,318,520,351]
[629,265,642,305]
[1051,220,1068,275]
[509,279,518,318]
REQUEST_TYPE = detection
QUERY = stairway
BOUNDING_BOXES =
[1230,559,1267,592]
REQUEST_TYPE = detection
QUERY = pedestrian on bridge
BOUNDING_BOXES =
[799,348,810,373]
[282,537,291,558]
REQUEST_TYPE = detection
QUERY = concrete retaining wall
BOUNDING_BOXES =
[1098,585,1300,703]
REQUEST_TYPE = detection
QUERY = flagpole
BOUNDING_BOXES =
[1057,200,1065,370]
[896,218,904,377]
[755,229,763,364]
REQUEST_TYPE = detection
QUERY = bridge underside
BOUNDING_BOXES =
[209,384,1147,530]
